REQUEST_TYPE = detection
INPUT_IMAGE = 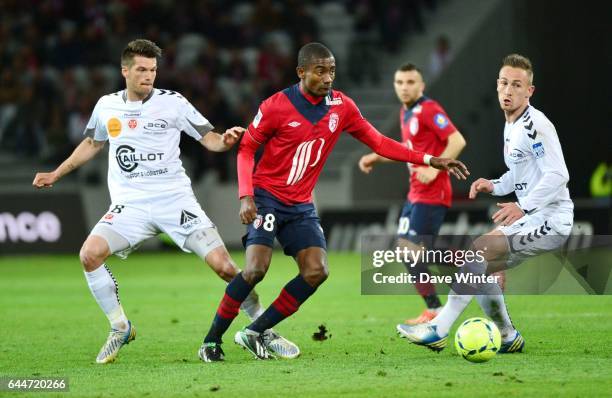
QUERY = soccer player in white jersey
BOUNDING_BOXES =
[397,54,574,353]
[32,39,298,363]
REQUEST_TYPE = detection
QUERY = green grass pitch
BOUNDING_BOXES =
[2,252,611,397]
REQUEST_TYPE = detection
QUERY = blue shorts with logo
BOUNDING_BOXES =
[242,188,326,257]
[397,201,447,244]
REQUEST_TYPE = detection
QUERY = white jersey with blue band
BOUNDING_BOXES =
[490,105,573,215]
[84,89,213,203]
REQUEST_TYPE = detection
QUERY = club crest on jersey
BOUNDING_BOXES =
[128,119,137,129]
[434,113,448,129]
[253,109,263,128]
[253,214,263,229]
[100,213,114,225]
[329,113,339,133]
[532,142,545,158]
[409,117,419,135]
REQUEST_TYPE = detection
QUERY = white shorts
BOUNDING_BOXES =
[497,208,573,267]
[90,190,218,258]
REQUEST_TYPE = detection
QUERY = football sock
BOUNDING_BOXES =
[476,294,516,341]
[241,289,265,321]
[204,272,253,343]
[84,264,129,332]
[424,294,442,309]
[426,256,492,335]
[247,275,316,333]
[407,263,441,309]
[451,256,516,341]
[430,291,472,336]
[461,256,517,341]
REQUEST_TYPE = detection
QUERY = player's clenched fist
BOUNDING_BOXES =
[358,153,379,174]
[239,195,258,225]
[223,126,245,147]
[469,178,494,199]
[32,171,59,189]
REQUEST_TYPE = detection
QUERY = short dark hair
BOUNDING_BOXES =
[297,42,334,67]
[501,53,533,84]
[397,63,422,74]
[121,39,162,67]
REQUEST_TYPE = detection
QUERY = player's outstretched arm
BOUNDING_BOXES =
[200,127,245,152]
[349,118,469,180]
[32,137,105,189]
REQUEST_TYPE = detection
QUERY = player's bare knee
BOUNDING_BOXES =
[472,233,508,262]
[297,248,329,286]
[215,260,238,282]
[79,240,109,271]
[79,250,103,271]
[242,246,272,284]
[242,268,266,285]
[206,249,239,282]
[242,263,268,285]
[302,263,329,287]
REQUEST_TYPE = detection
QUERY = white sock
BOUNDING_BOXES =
[240,290,264,322]
[430,291,472,336]
[84,264,129,332]
[476,294,516,341]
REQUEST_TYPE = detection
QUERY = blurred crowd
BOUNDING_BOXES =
[0,0,439,182]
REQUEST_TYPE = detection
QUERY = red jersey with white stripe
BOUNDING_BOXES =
[240,84,428,205]
[400,96,457,207]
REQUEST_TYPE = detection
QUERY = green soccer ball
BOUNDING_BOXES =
[454,317,501,363]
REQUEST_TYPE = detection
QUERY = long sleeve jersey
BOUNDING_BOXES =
[491,105,573,214]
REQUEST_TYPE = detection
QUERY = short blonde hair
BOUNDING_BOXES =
[502,53,533,84]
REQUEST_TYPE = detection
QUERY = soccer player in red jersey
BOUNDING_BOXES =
[199,43,469,361]
[359,63,466,325]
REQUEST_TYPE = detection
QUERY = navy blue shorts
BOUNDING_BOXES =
[242,188,326,257]
[397,201,447,244]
